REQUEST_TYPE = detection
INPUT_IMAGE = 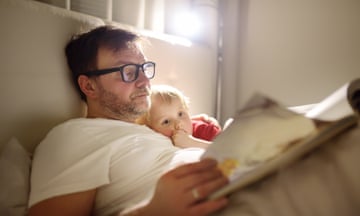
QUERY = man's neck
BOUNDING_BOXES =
[86,108,139,123]
[86,102,142,123]
[86,113,137,123]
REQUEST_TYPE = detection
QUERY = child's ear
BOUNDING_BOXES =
[78,75,97,99]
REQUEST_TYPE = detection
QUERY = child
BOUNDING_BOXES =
[137,84,221,148]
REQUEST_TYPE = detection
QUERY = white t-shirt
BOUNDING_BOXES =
[29,118,204,215]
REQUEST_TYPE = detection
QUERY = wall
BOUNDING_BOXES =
[219,0,360,123]
[143,32,218,116]
[0,0,104,151]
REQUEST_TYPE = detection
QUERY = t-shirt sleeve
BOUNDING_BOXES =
[28,124,112,207]
[192,119,221,141]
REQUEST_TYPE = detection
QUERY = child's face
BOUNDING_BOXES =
[148,95,193,138]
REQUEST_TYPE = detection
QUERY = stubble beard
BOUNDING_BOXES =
[98,88,150,122]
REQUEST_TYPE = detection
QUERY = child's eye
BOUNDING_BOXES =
[178,112,184,117]
[161,119,170,125]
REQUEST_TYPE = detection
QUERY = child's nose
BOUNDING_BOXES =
[174,120,182,130]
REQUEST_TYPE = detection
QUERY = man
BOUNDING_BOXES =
[28,25,228,215]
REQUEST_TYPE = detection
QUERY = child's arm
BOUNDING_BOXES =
[172,129,211,149]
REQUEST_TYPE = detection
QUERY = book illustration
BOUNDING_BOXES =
[217,158,240,177]
[202,78,360,200]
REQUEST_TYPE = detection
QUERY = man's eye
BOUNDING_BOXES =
[122,65,137,80]
[124,70,136,79]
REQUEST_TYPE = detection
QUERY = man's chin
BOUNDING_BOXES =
[134,102,150,114]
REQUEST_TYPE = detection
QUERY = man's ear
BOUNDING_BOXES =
[78,75,97,99]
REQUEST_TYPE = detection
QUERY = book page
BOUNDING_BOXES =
[202,78,359,200]
[202,94,317,181]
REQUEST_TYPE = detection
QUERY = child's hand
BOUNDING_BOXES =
[172,129,211,149]
[172,129,194,148]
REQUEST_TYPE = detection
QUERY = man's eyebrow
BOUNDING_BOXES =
[113,60,145,66]
[113,60,133,65]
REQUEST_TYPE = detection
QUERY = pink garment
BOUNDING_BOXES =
[192,119,221,141]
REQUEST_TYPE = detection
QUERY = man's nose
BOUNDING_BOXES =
[135,70,150,86]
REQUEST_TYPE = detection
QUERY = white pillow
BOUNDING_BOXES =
[0,137,31,216]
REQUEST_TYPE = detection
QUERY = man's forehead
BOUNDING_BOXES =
[119,43,144,57]
[125,41,142,49]
[97,44,145,68]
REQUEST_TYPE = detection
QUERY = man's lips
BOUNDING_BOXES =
[131,90,150,99]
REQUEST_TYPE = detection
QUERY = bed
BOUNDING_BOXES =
[0,0,214,214]
[1,0,359,215]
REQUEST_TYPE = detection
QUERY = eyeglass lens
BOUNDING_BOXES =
[122,62,155,82]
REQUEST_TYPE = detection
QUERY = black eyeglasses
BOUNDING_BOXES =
[80,61,156,83]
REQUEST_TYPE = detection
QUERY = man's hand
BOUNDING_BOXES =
[143,159,229,216]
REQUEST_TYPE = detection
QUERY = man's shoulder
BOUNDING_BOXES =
[49,118,156,141]
[53,118,131,129]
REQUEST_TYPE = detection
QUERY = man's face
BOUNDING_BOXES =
[91,43,151,122]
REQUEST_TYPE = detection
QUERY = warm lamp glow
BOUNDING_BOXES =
[173,11,202,39]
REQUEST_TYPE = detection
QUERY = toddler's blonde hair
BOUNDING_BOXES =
[136,84,190,125]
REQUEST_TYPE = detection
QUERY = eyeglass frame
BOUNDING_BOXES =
[79,61,156,83]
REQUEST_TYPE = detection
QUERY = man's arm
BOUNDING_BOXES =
[28,159,228,216]
[28,189,96,216]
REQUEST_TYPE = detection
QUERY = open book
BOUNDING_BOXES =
[202,78,360,200]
